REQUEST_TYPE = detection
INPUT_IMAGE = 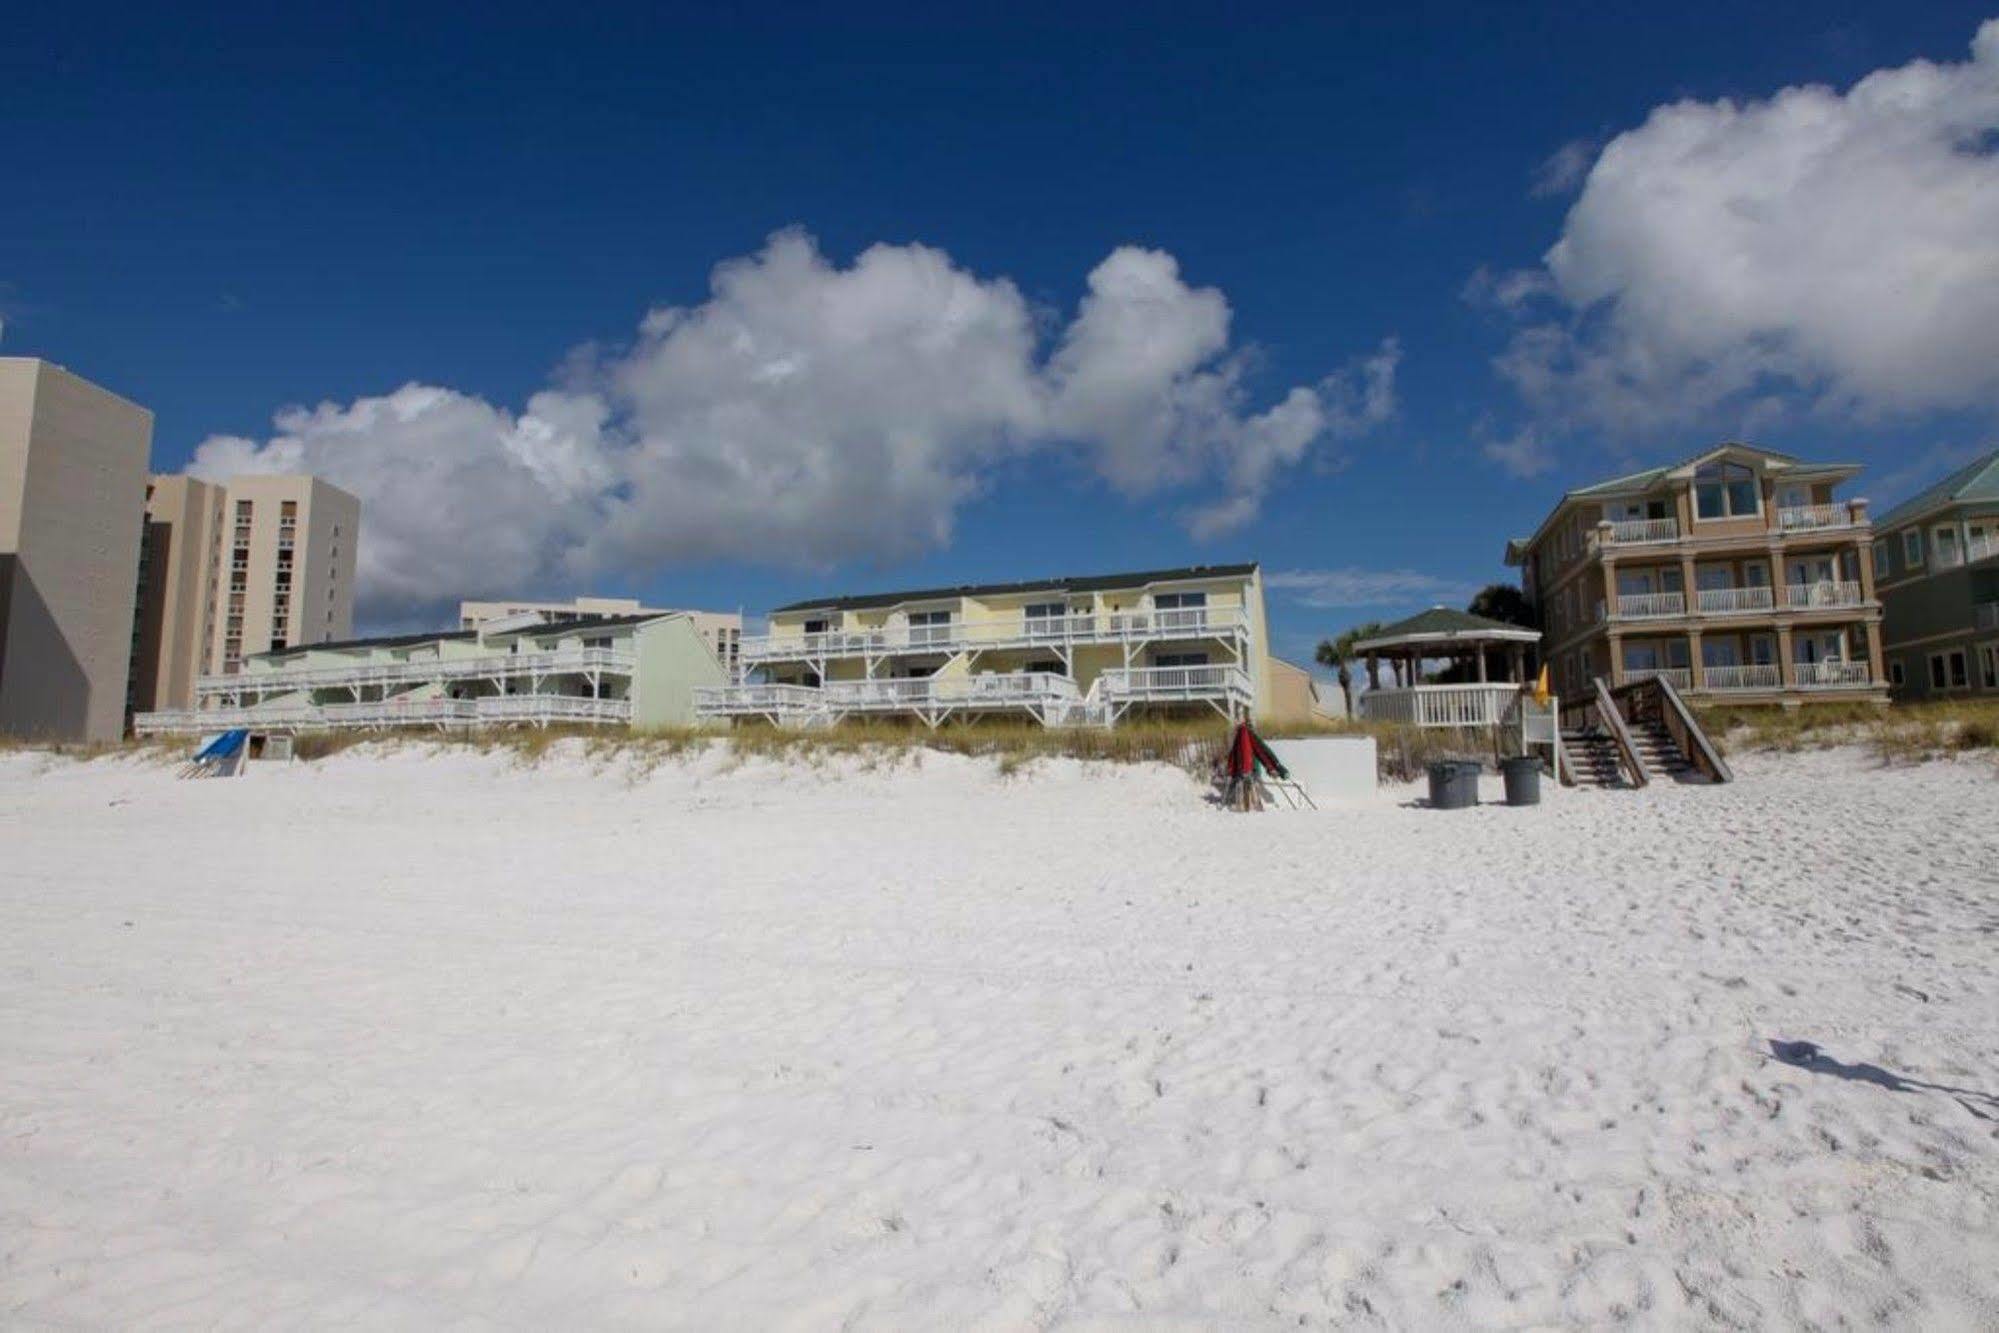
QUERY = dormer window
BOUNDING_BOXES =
[1694,461,1760,520]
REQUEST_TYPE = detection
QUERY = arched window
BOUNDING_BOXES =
[1694,461,1760,520]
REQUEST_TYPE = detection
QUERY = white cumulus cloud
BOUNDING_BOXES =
[193,231,1396,619]
[1265,567,1474,610]
[1486,18,1999,434]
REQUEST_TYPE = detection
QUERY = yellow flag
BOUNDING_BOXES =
[1533,664,1552,704]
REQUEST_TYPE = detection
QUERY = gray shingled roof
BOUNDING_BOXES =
[1351,606,1541,652]
[1873,449,1999,530]
[771,563,1260,614]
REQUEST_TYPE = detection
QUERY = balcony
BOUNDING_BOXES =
[1775,503,1853,532]
[693,663,1250,728]
[1615,591,1686,618]
[1785,580,1865,610]
[1605,517,1680,544]
[1602,581,1864,622]
[1624,667,1692,690]
[1695,586,1776,614]
[1975,602,1999,631]
[1098,664,1254,709]
[738,608,1250,665]
[1795,660,1872,688]
[1700,664,1783,692]
[134,694,632,735]
[196,647,636,699]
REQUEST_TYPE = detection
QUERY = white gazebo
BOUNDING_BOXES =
[1352,607,1544,729]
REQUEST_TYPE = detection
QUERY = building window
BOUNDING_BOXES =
[1933,525,1962,568]
[1155,652,1210,668]
[1903,529,1924,567]
[1930,650,1969,690]
[1889,660,1906,688]
[1981,644,1999,691]
[1872,543,1889,578]
[1694,461,1759,520]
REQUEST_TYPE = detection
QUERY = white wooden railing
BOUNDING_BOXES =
[1700,664,1783,691]
[198,647,635,699]
[691,684,827,716]
[1967,535,1999,565]
[1358,683,1522,728]
[1978,601,1999,631]
[1606,517,1679,544]
[1785,580,1864,609]
[1615,592,1686,618]
[1097,665,1253,705]
[1624,667,1692,690]
[1795,660,1871,687]
[1776,503,1851,531]
[1695,586,1775,614]
[738,608,1250,664]
[135,694,632,734]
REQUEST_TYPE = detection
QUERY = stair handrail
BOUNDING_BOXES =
[1592,677,1650,788]
[1650,674,1733,784]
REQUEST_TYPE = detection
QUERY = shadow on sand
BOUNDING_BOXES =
[1769,1039,1998,1122]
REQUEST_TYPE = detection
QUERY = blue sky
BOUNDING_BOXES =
[6,4,1997,664]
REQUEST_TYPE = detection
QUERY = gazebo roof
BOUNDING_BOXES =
[1352,606,1542,654]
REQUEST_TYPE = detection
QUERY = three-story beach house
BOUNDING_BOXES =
[1505,444,1888,706]
[696,564,1277,728]
[1870,449,1999,699]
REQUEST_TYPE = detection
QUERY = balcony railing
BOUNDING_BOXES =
[135,694,631,735]
[1700,664,1783,691]
[1795,660,1871,688]
[1624,667,1693,690]
[1098,664,1254,705]
[1695,586,1776,614]
[1606,517,1680,544]
[197,647,635,699]
[1357,682,1523,728]
[1615,591,1686,618]
[739,608,1250,664]
[1785,580,1864,610]
[1967,535,1999,565]
[1775,503,1851,532]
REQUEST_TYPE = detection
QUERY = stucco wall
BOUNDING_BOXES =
[0,360,153,742]
[632,616,727,728]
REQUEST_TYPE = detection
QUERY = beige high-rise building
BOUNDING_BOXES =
[206,476,360,675]
[0,359,154,742]
[128,475,226,715]
[130,473,362,710]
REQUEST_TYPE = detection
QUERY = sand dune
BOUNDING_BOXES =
[1,743,1995,1327]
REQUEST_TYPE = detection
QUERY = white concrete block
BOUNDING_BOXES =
[1268,737,1377,804]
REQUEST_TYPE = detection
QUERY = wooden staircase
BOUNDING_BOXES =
[1558,675,1731,788]
[1626,714,1703,782]
[1559,726,1630,788]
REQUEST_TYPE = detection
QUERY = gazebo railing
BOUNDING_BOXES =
[1357,683,1523,727]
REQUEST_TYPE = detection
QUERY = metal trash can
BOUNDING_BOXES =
[1501,755,1542,806]
[1426,759,1480,810]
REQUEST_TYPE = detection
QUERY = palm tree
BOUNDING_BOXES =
[1315,620,1385,718]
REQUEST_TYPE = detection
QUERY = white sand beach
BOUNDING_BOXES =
[2,743,1995,1328]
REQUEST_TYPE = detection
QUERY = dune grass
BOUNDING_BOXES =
[121,714,1488,782]
[1697,698,1999,764]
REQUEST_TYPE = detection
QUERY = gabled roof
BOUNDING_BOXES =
[1506,441,1862,563]
[1352,606,1541,653]
[1873,449,1999,531]
[481,611,686,642]
[258,629,478,660]
[770,563,1260,615]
